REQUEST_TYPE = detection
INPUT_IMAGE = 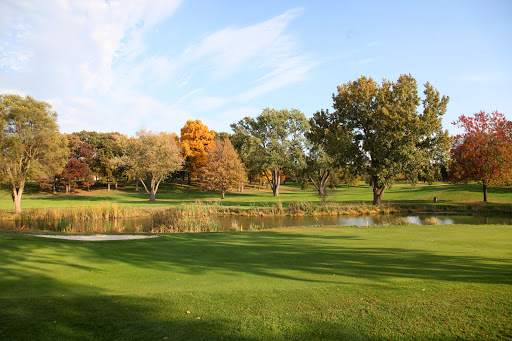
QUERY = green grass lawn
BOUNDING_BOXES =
[1,225,511,340]
[0,181,511,212]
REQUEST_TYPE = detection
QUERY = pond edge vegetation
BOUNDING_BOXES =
[1,201,511,233]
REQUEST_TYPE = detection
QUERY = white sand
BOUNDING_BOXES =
[31,234,159,241]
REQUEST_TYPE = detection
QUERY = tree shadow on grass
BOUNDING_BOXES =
[1,290,392,341]
[1,231,510,291]
[0,292,260,341]
[1,230,511,340]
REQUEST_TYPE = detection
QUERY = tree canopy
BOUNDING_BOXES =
[311,74,451,204]
[0,94,68,214]
[180,119,215,183]
[128,130,183,201]
[199,137,245,199]
[450,111,512,201]
[230,108,309,196]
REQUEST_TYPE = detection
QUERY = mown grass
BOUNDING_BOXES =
[0,181,511,213]
[0,225,511,340]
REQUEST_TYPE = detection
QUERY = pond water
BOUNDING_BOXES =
[5,213,511,233]
[216,214,512,231]
[18,213,507,233]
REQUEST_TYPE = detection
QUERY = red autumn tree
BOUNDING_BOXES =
[450,111,512,201]
[57,134,95,193]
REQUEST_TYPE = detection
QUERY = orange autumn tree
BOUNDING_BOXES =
[199,137,246,199]
[450,111,512,202]
[180,119,215,184]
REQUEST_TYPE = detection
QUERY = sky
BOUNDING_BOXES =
[1,0,511,137]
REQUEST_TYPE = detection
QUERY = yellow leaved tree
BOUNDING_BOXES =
[180,119,215,184]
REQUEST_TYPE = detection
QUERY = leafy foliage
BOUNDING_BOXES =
[0,94,68,213]
[311,75,450,204]
[180,119,215,181]
[129,130,183,201]
[198,137,246,199]
[73,131,128,189]
[56,134,95,192]
[450,111,512,201]
[230,108,309,196]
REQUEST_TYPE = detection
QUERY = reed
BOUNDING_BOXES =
[150,203,221,233]
[424,216,440,225]
[0,204,133,232]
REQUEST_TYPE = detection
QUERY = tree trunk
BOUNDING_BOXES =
[115,181,118,190]
[221,190,225,199]
[271,168,280,196]
[309,170,330,199]
[483,181,488,202]
[149,176,157,202]
[372,178,385,205]
[12,184,24,215]
[107,181,111,192]
[149,190,156,201]
[187,173,191,185]
[135,179,139,191]
[66,184,70,193]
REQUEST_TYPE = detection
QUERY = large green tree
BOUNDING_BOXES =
[0,94,68,214]
[305,109,338,198]
[311,74,450,205]
[230,108,309,196]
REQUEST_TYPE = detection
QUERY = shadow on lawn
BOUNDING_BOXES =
[1,231,510,290]
[0,294,257,341]
[0,291,386,341]
[1,231,511,340]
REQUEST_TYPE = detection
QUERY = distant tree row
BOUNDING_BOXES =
[1,74,511,213]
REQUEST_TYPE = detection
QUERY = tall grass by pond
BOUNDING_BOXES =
[0,200,510,233]
[0,204,134,232]
[151,203,221,233]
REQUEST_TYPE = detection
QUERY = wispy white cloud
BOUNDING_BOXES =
[181,8,303,80]
[0,3,315,135]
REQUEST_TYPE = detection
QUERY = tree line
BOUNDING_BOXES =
[1,74,511,214]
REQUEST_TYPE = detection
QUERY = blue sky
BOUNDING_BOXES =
[1,0,511,136]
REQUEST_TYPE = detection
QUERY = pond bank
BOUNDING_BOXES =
[0,202,511,233]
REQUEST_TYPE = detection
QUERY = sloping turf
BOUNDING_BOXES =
[0,225,511,340]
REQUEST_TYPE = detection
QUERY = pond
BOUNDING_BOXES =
[16,213,508,233]
[216,214,512,231]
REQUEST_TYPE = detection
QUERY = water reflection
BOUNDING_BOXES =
[216,214,511,230]
[4,213,510,232]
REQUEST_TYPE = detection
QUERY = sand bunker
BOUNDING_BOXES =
[32,234,159,241]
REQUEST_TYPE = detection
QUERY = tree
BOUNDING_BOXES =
[450,111,512,201]
[73,131,127,191]
[129,130,183,201]
[312,74,450,205]
[180,119,215,184]
[56,134,94,193]
[230,108,309,196]
[305,109,339,199]
[199,137,246,199]
[0,94,68,214]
